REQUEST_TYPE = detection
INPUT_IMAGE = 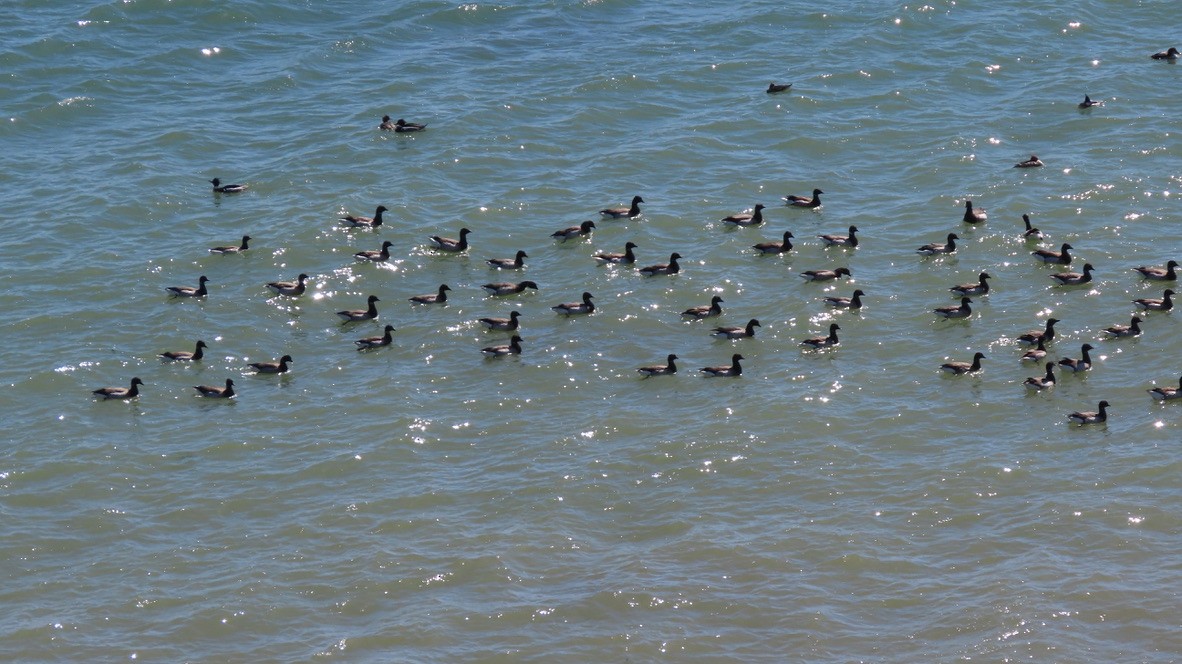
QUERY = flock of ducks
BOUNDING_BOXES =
[93,48,1182,426]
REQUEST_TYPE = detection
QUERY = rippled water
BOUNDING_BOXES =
[3,1,1182,660]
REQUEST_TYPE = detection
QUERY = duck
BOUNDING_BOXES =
[194,378,235,398]
[482,280,539,296]
[711,318,760,340]
[210,235,251,254]
[639,252,682,276]
[963,200,987,223]
[1103,315,1143,338]
[1151,47,1180,61]
[1032,242,1073,264]
[1020,338,1048,363]
[824,289,865,309]
[481,335,523,357]
[409,284,450,305]
[1024,362,1057,390]
[801,323,841,349]
[355,325,396,350]
[341,205,388,228]
[486,250,529,269]
[428,228,471,253]
[1133,288,1174,311]
[1021,214,1044,240]
[1050,263,1095,286]
[160,340,207,362]
[1133,259,1179,281]
[478,310,522,331]
[638,354,678,377]
[210,178,247,193]
[594,241,638,264]
[766,82,792,94]
[336,295,380,322]
[1018,318,1060,345]
[379,114,397,131]
[700,353,744,377]
[681,296,724,319]
[753,231,794,255]
[941,352,986,375]
[551,221,595,242]
[600,195,644,219]
[354,240,394,262]
[951,272,991,296]
[1058,343,1094,373]
[266,273,310,296]
[93,377,144,400]
[166,275,209,298]
[551,292,595,315]
[783,188,822,208]
[393,118,427,132]
[800,266,851,282]
[1014,155,1044,168]
[917,233,958,256]
[249,354,293,374]
[1078,94,1102,109]
[1148,376,1182,401]
[1068,400,1109,425]
[818,225,858,248]
[934,296,973,319]
[722,204,766,226]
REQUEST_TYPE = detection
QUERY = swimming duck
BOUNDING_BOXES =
[800,266,851,282]
[551,221,595,242]
[1014,155,1044,168]
[1151,47,1180,61]
[1133,288,1174,311]
[1058,343,1094,373]
[1050,263,1094,286]
[783,188,822,208]
[250,354,293,374]
[700,353,744,377]
[819,225,858,248]
[160,340,207,362]
[194,378,235,398]
[487,250,529,269]
[1024,362,1057,390]
[722,204,766,226]
[711,318,760,340]
[482,280,539,296]
[639,252,682,276]
[394,118,428,132]
[917,233,958,256]
[1103,315,1143,338]
[1032,242,1073,264]
[93,377,144,400]
[801,323,841,349]
[682,296,724,319]
[950,272,991,296]
[355,325,396,350]
[752,231,794,255]
[1133,260,1179,281]
[1020,338,1048,363]
[1018,317,1060,345]
[1148,376,1182,401]
[551,292,595,315]
[638,354,679,377]
[600,195,644,219]
[934,297,973,319]
[478,310,522,331]
[428,228,471,253]
[267,273,310,296]
[409,284,451,305]
[767,82,792,94]
[941,352,986,375]
[336,295,380,322]
[210,235,251,254]
[481,335,523,357]
[167,275,209,298]
[1078,94,1102,109]
[1068,400,1109,425]
[594,241,638,264]
[1021,214,1044,240]
[963,200,987,223]
[354,240,395,262]
[210,178,247,193]
[341,205,388,229]
[824,289,865,309]
[379,115,397,131]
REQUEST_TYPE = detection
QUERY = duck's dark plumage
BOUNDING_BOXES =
[551,292,595,315]
[482,280,539,296]
[801,323,841,349]
[1013,155,1044,169]
[1050,263,1094,286]
[481,335,523,357]
[941,352,986,375]
[1024,362,1057,390]
[93,377,144,400]
[160,340,207,362]
[210,235,251,254]
[1103,315,1143,338]
[1133,288,1174,311]
[753,231,794,255]
[250,354,293,374]
[479,310,522,331]
[267,273,310,296]
[1058,343,1094,373]
[951,272,991,296]
[1033,243,1073,265]
[767,82,792,94]
[594,241,638,264]
[722,204,766,226]
[1018,318,1060,345]
[166,275,209,298]
[1068,400,1109,425]
[963,200,987,223]
[917,233,958,255]
[933,297,973,319]
[600,195,644,219]
[428,228,471,253]
[551,221,596,242]
[355,325,396,349]
[711,318,760,339]
[783,188,822,208]
[1078,94,1102,109]
[341,205,388,228]
[210,178,247,193]
[1148,376,1182,401]
[337,295,380,322]
[409,284,451,304]
[824,289,865,309]
[800,266,851,282]
[354,240,395,262]
[819,225,858,248]
[194,378,235,398]
[699,353,743,377]
[487,250,529,269]
[1151,47,1180,61]
[394,118,427,132]
[1133,260,1179,281]
[639,252,682,276]
[1021,214,1043,240]
[682,295,724,319]
[638,354,679,377]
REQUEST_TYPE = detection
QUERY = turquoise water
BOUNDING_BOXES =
[3,1,1182,660]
